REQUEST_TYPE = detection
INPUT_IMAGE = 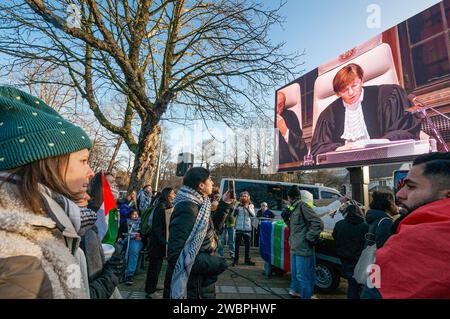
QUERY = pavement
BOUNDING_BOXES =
[118,247,348,299]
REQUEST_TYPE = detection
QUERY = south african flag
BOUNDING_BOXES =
[259,220,291,272]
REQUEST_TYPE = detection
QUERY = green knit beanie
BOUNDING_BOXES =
[0,86,92,171]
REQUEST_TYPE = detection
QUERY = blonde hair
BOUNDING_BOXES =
[1,153,83,215]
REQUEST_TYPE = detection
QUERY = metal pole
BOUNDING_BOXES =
[154,129,164,192]
[348,166,370,208]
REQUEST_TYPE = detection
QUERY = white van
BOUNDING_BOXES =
[218,178,345,293]
[218,178,343,219]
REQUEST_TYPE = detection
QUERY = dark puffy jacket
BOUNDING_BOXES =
[164,200,232,299]
[332,213,369,264]
[365,209,394,249]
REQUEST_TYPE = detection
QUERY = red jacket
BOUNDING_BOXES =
[376,198,450,299]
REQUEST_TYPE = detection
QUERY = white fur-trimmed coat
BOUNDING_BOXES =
[0,181,89,299]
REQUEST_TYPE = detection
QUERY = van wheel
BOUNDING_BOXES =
[315,261,340,293]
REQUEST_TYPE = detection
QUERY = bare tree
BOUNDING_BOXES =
[253,120,273,173]
[0,0,302,190]
[15,61,80,113]
[106,136,124,173]
[9,61,122,173]
[232,133,239,174]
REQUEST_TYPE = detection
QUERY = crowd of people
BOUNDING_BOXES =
[0,87,449,300]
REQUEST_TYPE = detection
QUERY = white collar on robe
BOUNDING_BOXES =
[341,88,370,143]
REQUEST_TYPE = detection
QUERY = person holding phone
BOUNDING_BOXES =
[233,191,256,266]
[164,167,234,299]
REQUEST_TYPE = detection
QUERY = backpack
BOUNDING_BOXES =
[353,217,390,284]
[141,199,159,237]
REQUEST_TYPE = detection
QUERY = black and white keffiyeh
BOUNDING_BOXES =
[170,185,211,299]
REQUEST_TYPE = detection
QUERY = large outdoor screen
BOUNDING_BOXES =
[275,1,449,172]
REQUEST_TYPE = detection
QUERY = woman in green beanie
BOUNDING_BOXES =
[0,86,96,298]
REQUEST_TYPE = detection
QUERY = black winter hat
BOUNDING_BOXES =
[287,185,301,199]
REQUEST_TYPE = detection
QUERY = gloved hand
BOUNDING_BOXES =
[202,274,218,288]
[103,247,124,278]
[216,257,228,275]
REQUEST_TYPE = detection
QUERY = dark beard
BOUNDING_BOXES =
[399,194,440,215]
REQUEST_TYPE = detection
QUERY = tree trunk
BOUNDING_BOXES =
[128,121,161,192]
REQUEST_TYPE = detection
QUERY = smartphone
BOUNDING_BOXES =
[228,180,236,200]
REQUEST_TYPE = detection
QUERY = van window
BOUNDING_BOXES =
[225,181,284,211]
[321,190,340,199]
[223,180,323,210]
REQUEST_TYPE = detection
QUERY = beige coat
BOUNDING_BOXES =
[0,180,89,299]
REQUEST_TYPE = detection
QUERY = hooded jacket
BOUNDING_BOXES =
[332,212,369,264]
[288,200,324,256]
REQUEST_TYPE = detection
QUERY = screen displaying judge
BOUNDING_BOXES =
[310,63,421,157]
[276,91,308,164]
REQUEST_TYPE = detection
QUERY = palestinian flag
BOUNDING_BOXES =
[94,172,119,245]
[259,220,291,272]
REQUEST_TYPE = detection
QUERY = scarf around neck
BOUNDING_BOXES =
[0,172,88,298]
[170,185,211,299]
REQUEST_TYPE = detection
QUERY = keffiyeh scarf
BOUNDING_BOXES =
[170,185,211,299]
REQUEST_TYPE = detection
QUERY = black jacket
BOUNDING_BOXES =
[148,201,172,259]
[278,109,308,164]
[365,209,394,249]
[256,209,275,219]
[164,199,233,299]
[332,213,369,264]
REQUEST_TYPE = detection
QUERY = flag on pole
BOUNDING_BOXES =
[92,172,119,245]
[101,173,119,245]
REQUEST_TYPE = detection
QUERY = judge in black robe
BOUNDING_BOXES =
[310,84,421,157]
[276,91,308,164]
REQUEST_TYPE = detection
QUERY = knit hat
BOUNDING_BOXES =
[300,190,314,207]
[0,86,92,171]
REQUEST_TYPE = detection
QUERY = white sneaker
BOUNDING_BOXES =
[289,290,300,298]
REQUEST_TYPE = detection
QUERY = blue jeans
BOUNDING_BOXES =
[290,253,316,299]
[264,261,272,277]
[341,262,361,299]
[119,238,144,278]
[218,227,235,258]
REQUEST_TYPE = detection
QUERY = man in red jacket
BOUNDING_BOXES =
[362,152,450,299]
